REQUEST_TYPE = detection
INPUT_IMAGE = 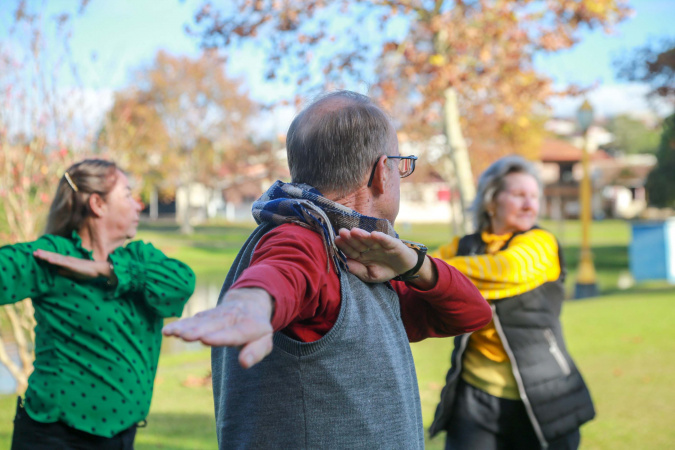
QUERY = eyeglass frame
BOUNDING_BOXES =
[367,155,418,187]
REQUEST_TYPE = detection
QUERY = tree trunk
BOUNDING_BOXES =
[436,148,463,237]
[176,184,194,234]
[443,88,476,234]
[149,186,159,221]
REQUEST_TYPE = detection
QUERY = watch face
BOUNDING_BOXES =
[400,239,428,253]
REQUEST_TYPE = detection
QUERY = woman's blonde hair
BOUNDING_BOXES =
[471,155,542,233]
[44,159,119,237]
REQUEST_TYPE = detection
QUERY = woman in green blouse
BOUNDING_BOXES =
[3,159,196,449]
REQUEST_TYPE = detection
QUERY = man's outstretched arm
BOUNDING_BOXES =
[164,226,487,368]
[162,287,274,369]
[162,226,411,368]
[335,227,491,341]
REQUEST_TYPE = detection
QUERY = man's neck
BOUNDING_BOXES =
[325,186,376,217]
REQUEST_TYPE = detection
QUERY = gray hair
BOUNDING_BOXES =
[44,159,119,238]
[471,155,542,233]
[286,90,394,197]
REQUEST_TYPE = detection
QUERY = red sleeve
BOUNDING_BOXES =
[395,257,492,342]
[230,223,340,342]
[231,224,490,344]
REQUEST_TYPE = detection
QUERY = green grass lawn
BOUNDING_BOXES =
[1,219,673,448]
[417,289,675,450]
[135,222,258,284]
[3,290,670,449]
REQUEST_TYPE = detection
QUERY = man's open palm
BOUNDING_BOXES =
[162,287,274,368]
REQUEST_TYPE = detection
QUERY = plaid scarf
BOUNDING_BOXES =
[252,180,398,274]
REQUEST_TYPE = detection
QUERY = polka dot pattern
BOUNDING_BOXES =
[2,232,195,438]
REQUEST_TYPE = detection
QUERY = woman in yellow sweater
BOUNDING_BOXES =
[429,156,594,450]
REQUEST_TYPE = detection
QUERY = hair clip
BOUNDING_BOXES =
[64,172,79,192]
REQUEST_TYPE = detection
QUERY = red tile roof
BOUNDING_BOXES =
[540,139,611,162]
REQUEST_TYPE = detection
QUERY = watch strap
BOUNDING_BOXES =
[392,240,428,282]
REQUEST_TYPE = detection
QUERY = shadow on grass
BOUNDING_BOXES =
[183,242,245,253]
[136,412,451,450]
[603,282,675,297]
[0,406,218,450]
[136,412,216,450]
[0,431,11,448]
[425,431,447,450]
[562,245,629,296]
[0,395,16,448]
[139,222,256,235]
[138,223,183,233]
[561,245,628,270]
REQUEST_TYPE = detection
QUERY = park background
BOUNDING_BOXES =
[1,0,674,448]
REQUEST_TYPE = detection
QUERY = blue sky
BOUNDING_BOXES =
[535,0,673,86]
[2,0,673,126]
[533,0,674,118]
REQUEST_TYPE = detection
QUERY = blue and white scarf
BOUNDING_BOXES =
[252,180,398,274]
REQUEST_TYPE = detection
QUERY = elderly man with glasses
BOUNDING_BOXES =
[163,90,491,449]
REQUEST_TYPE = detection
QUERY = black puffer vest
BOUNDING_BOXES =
[429,228,595,447]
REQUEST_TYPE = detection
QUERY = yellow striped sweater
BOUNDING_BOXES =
[433,228,562,399]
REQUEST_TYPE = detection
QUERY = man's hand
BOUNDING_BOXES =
[333,228,430,286]
[162,287,274,369]
[33,249,111,280]
[335,228,437,289]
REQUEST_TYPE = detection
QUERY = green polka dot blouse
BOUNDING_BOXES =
[0,231,195,438]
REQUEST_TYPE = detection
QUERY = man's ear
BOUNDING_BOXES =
[88,193,106,218]
[369,156,388,195]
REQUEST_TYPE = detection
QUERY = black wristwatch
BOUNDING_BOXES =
[392,240,428,282]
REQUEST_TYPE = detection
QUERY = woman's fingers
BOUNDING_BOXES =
[33,249,61,264]
[33,249,100,279]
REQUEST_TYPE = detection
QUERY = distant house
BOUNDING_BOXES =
[398,174,463,224]
[396,137,467,225]
[594,154,656,219]
[539,138,608,219]
[539,138,654,219]
[163,130,655,226]
[173,155,291,225]
[545,120,614,150]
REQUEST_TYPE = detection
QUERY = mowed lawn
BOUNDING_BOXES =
[416,290,675,450]
[0,219,673,448]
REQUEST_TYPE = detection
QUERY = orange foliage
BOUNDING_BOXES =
[99,51,284,202]
[189,0,631,168]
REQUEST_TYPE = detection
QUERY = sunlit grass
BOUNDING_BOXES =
[417,290,675,450]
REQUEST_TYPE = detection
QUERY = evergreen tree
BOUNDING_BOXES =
[645,114,675,208]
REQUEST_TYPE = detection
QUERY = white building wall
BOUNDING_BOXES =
[397,182,461,224]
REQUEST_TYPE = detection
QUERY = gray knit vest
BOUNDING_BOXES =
[211,223,424,449]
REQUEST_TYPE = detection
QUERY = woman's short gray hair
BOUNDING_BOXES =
[471,155,542,233]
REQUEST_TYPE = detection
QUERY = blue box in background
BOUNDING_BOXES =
[629,218,675,284]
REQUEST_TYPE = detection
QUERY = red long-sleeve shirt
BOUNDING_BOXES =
[231,223,491,342]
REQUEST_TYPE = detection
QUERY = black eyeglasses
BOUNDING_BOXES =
[367,155,418,187]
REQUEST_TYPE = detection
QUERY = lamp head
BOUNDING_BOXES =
[576,99,594,133]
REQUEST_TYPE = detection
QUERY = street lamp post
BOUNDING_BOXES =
[574,100,598,299]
